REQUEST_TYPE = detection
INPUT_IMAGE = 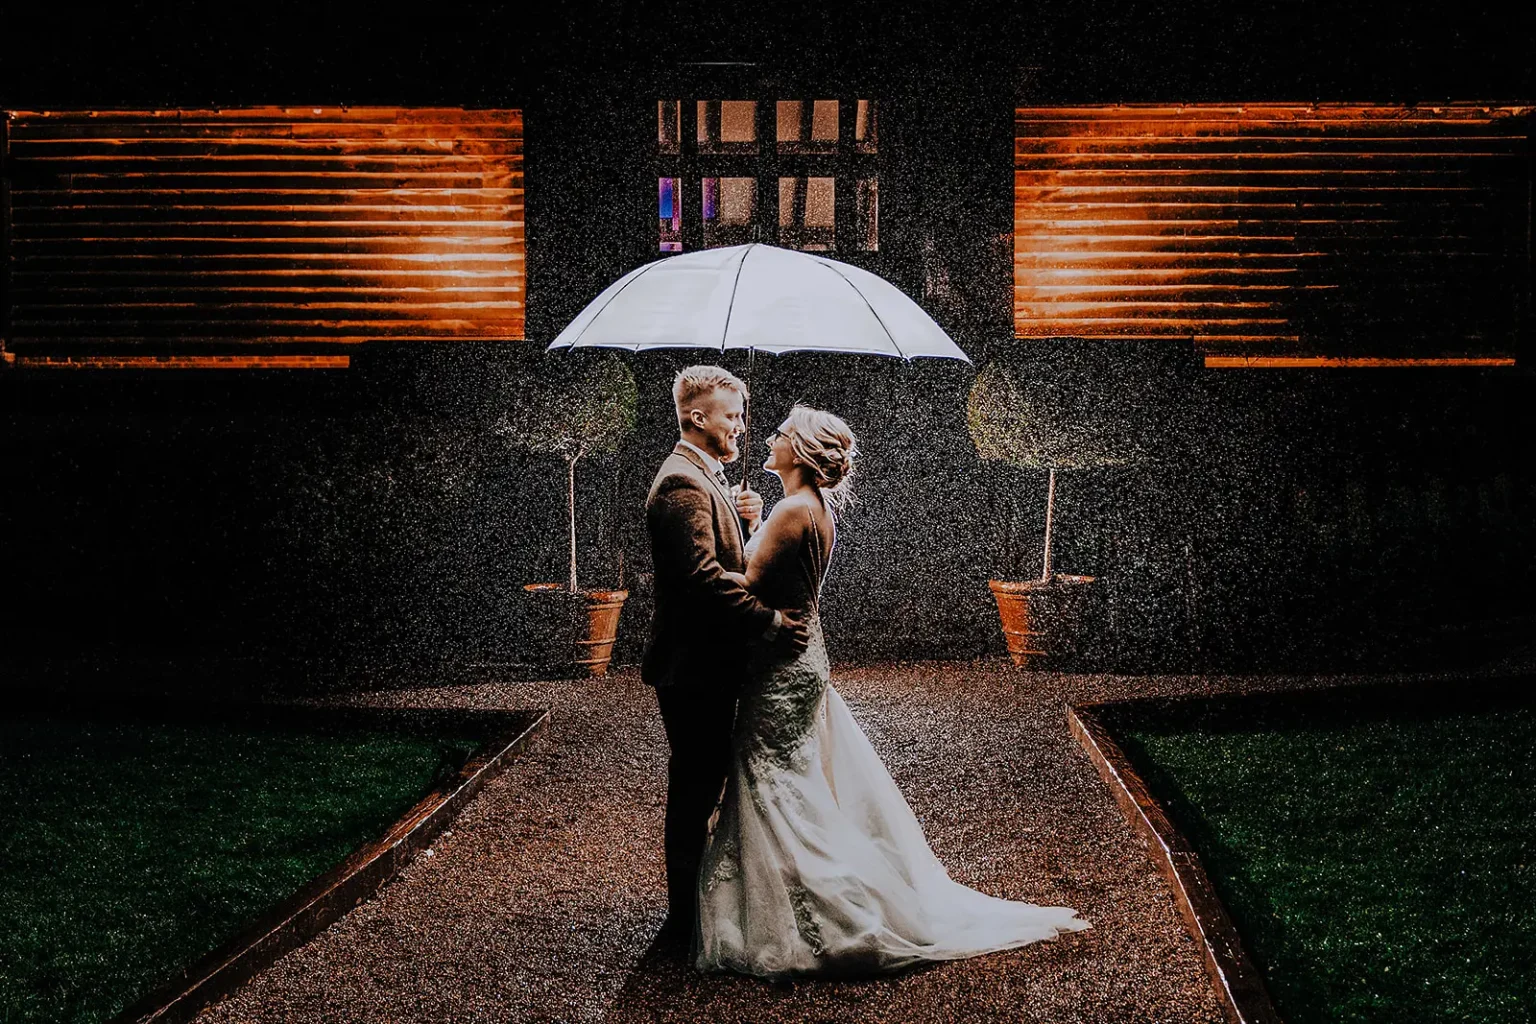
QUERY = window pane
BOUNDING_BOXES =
[658,101,680,153]
[659,177,682,251]
[778,176,835,251]
[698,100,757,153]
[855,99,877,153]
[777,99,838,154]
[703,177,756,247]
[855,176,878,251]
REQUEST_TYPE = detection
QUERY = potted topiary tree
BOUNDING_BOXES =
[500,353,638,677]
[967,350,1139,668]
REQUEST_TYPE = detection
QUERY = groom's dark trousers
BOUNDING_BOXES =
[643,443,777,925]
[655,681,738,923]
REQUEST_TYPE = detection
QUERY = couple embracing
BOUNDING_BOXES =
[642,365,1089,979]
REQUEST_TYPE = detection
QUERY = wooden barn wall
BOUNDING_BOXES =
[1013,104,1533,367]
[2,107,524,368]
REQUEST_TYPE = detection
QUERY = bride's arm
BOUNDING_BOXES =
[744,500,809,592]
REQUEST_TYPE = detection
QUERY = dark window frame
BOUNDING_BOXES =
[654,68,880,266]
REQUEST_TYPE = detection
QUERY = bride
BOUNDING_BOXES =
[696,405,1090,977]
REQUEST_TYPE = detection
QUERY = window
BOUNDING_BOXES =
[655,89,879,256]
[698,100,757,153]
[854,176,879,252]
[778,176,835,251]
[703,177,757,247]
[854,99,878,154]
[658,101,680,154]
[777,100,838,154]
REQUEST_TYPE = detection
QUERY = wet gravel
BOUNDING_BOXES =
[192,661,1378,1024]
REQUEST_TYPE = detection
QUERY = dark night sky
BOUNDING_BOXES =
[3,1,1532,107]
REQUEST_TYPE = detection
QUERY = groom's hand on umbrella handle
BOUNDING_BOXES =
[777,610,811,655]
[732,484,764,533]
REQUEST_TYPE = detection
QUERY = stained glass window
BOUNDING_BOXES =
[659,177,682,251]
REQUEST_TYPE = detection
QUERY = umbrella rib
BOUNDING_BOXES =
[717,243,756,351]
[809,256,908,360]
[567,257,672,351]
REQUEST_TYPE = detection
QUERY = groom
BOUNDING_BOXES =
[643,365,809,941]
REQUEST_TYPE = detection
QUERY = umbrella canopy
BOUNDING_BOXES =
[548,243,969,363]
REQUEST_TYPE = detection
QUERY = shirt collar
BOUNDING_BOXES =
[676,438,724,476]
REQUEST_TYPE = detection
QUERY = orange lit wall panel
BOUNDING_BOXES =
[2,107,524,360]
[1014,104,1532,366]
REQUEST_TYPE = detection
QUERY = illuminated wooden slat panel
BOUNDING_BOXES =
[12,285,525,300]
[14,155,525,172]
[1014,248,1515,268]
[13,210,525,226]
[12,126,523,142]
[15,226,525,241]
[1015,103,1532,363]
[13,239,523,253]
[1017,140,1528,156]
[11,138,524,154]
[3,107,526,362]
[11,107,519,121]
[11,354,352,369]
[1014,145,1526,160]
[10,189,522,204]
[1205,356,1517,368]
[8,322,525,342]
[14,174,525,193]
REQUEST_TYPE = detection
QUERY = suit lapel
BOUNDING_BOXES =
[673,442,745,549]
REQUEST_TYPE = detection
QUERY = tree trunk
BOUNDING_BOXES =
[1041,467,1057,582]
[567,453,581,593]
[613,461,627,590]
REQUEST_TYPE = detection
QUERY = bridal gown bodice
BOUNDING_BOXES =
[696,496,1089,977]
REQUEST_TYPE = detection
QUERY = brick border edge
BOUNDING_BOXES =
[111,706,551,1024]
[1067,702,1284,1024]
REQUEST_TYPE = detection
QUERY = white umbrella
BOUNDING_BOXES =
[548,243,970,361]
[548,243,971,490]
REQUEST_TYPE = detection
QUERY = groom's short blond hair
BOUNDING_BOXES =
[673,365,747,428]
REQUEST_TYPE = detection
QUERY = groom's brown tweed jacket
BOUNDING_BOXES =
[642,442,777,689]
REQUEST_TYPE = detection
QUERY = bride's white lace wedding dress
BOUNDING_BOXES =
[696,495,1090,977]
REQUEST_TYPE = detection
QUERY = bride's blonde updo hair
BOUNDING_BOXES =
[781,404,859,510]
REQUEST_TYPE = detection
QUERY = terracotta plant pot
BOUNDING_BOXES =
[522,584,629,677]
[987,575,1096,669]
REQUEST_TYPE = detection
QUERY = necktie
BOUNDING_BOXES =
[713,468,731,492]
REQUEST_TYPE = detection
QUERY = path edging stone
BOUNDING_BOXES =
[1068,701,1283,1024]
[104,704,550,1024]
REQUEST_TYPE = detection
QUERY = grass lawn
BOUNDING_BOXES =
[0,709,486,1024]
[1109,686,1535,1024]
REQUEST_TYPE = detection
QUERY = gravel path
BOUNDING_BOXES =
[193,660,1340,1024]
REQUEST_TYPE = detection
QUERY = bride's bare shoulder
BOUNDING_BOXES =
[768,495,816,525]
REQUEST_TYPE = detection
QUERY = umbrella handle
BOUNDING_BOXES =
[738,348,755,533]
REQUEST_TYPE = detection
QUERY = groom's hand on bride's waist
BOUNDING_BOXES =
[774,609,811,655]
